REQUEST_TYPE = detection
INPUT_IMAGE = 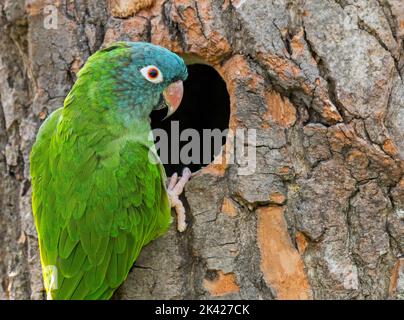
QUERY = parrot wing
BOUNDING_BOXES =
[30,108,172,300]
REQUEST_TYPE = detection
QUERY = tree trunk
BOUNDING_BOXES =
[1,0,403,300]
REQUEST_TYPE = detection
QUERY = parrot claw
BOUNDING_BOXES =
[167,168,192,232]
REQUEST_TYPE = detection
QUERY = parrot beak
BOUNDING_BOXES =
[163,80,184,120]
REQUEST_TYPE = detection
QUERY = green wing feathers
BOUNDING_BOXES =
[30,108,172,300]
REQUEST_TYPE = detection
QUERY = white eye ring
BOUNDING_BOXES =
[140,65,163,84]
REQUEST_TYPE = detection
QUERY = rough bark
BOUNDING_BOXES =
[0,0,403,300]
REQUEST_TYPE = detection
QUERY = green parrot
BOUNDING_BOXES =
[30,42,191,300]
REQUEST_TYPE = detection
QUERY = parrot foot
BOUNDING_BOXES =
[167,167,192,232]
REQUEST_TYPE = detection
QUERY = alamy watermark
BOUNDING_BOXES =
[148,121,257,176]
[43,5,58,30]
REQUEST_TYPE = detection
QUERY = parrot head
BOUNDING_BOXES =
[75,41,188,120]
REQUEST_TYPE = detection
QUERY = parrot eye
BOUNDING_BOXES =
[140,65,163,84]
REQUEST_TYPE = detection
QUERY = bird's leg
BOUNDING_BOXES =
[167,168,192,232]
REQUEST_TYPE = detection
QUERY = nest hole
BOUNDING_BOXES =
[151,64,231,177]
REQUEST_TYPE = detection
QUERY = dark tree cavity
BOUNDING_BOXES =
[151,64,230,176]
